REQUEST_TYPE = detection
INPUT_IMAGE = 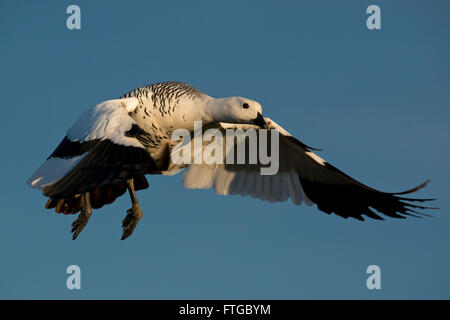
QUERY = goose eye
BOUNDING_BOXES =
[242,103,249,109]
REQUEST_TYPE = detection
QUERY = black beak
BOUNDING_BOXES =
[251,112,268,129]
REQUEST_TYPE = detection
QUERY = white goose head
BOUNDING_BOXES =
[206,96,268,128]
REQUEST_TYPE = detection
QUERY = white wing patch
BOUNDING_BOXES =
[268,118,326,166]
[305,151,326,165]
[27,154,86,189]
[182,165,236,193]
[67,98,142,148]
[181,117,314,206]
[183,166,312,206]
[28,98,143,190]
[264,118,293,136]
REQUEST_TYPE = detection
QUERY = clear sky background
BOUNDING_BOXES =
[0,0,449,299]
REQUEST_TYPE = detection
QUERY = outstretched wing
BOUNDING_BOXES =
[179,118,435,220]
[28,98,156,199]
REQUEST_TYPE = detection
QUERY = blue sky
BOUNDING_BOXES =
[0,0,449,299]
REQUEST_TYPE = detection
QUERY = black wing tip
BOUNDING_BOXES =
[392,179,440,213]
[392,179,431,195]
[285,136,322,151]
[336,190,438,221]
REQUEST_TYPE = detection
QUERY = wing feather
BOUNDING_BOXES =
[180,118,435,220]
[28,98,156,202]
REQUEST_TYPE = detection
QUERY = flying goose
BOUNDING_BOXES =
[27,82,435,240]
